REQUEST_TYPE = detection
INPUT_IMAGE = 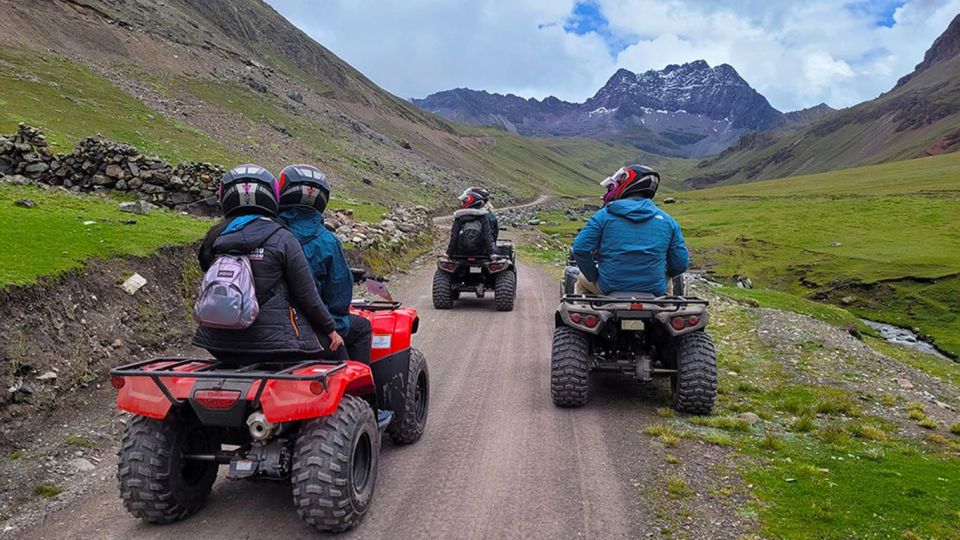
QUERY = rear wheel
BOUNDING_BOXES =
[117,413,219,524]
[672,332,718,414]
[387,349,429,444]
[494,271,516,311]
[432,270,454,310]
[551,326,590,407]
[292,396,380,533]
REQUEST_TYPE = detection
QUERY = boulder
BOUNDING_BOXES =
[105,164,123,178]
[118,200,152,216]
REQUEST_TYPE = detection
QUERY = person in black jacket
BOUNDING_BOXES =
[446,186,498,257]
[193,164,344,364]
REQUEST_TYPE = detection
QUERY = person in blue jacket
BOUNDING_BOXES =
[277,164,372,364]
[572,165,689,296]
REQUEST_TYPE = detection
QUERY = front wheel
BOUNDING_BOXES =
[494,271,516,312]
[672,332,718,415]
[551,326,590,407]
[117,413,219,524]
[432,270,454,310]
[387,349,429,444]
[292,396,380,533]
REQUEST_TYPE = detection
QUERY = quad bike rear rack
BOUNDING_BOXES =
[110,357,348,407]
[351,299,402,311]
[561,294,708,310]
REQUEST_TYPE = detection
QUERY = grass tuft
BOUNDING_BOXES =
[33,483,62,498]
[666,475,694,499]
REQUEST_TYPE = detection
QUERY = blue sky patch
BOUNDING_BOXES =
[844,0,906,28]
[562,1,634,56]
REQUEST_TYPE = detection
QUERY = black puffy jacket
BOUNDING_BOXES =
[446,208,497,256]
[192,215,336,357]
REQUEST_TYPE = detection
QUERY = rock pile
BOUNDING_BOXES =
[0,124,224,213]
[326,205,432,250]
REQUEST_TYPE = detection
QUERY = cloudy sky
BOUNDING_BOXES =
[264,0,960,112]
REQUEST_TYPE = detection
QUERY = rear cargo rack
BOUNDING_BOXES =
[561,294,708,309]
[351,300,402,311]
[110,358,348,406]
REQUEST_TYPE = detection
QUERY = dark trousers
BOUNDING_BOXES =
[342,314,372,364]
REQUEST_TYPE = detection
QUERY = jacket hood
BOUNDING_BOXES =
[280,207,324,242]
[453,208,488,218]
[606,197,660,222]
[214,216,283,253]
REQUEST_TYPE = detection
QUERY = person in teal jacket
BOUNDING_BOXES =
[277,164,372,364]
[572,165,689,296]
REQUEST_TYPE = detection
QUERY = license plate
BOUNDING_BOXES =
[621,320,645,331]
[469,266,482,274]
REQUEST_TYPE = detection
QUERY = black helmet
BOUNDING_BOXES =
[219,164,280,217]
[459,186,490,209]
[278,164,331,213]
[601,164,660,204]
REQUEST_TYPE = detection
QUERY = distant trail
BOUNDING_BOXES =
[432,193,553,225]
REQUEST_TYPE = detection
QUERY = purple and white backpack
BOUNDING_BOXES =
[193,254,259,329]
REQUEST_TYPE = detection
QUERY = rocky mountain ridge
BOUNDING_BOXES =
[413,61,787,157]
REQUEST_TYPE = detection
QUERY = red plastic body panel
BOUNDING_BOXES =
[115,361,375,423]
[350,306,419,362]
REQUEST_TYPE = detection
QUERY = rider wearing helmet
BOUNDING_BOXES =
[572,165,689,296]
[446,186,498,257]
[194,164,344,364]
[278,165,372,364]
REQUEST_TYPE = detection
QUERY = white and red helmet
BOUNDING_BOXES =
[601,165,661,205]
[458,186,490,209]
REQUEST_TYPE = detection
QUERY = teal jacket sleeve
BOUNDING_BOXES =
[666,220,690,277]
[572,210,604,283]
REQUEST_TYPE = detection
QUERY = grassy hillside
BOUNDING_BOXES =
[687,18,960,187]
[1,185,210,286]
[675,153,960,357]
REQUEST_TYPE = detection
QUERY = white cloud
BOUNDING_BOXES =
[265,0,960,111]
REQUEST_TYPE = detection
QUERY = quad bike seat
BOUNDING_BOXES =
[606,291,657,300]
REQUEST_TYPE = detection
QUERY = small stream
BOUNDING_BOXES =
[861,319,949,359]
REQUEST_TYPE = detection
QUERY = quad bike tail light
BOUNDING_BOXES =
[670,317,686,331]
[438,261,458,272]
[111,376,125,390]
[487,262,507,273]
[686,315,700,327]
[309,380,327,395]
[570,312,582,324]
[583,315,599,328]
[194,389,242,410]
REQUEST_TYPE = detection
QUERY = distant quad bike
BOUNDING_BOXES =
[110,270,428,533]
[433,240,517,311]
[550,287,716,414]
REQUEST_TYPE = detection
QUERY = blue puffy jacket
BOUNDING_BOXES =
[279,208,354,333]
[572,197,689,295]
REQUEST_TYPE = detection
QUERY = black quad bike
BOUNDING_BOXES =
[550,290,717,414]
[433,240,517,311]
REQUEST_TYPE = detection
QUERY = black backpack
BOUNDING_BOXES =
[456,218,485,254]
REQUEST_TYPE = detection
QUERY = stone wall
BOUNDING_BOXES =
[0,124,223,212]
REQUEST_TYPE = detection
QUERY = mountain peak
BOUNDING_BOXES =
[896,13,960,88]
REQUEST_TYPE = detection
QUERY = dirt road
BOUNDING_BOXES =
[21,236,716,539]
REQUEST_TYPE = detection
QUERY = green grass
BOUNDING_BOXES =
[61,434,99,449]
[747,442,960,539]
[0,46,241,165]
[33,483,63,498]
[672,153,960,357]
[1,184,210,286]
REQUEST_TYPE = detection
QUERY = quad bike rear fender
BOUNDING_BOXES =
[113,359,376,424]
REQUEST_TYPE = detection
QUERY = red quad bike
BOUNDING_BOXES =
[110,270,428,533]
[550,290,717,414]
